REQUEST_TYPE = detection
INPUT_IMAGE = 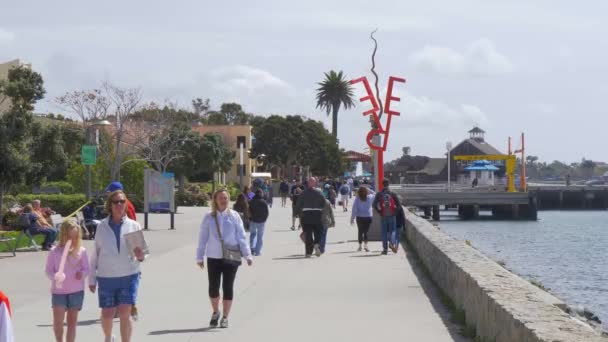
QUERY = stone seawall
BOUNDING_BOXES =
[404,211,606,342]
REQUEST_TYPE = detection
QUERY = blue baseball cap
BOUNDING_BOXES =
[105,181,124,193]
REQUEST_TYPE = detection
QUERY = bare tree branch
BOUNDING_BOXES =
[103,82,142,180]
[55,89,111,123]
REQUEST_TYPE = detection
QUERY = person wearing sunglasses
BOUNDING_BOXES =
[89,190,145,342]
[105,182,137,221]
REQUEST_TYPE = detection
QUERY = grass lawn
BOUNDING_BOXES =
[0,231,45,253]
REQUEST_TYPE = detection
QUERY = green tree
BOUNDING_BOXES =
[581,159,596,179]
[0,66,45,223]
[197,133,235,191]
[315,70,355,140]
[0,66,45,112]
[251,115,344,178]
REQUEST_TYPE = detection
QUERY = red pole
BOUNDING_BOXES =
[377,148,384,188]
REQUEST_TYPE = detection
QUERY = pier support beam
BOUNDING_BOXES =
[432,205,440,221]
[423,206,432,219]
[460,205,479,220]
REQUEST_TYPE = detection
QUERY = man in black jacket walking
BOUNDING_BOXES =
[296,177,326,257]
[249,189,269,256]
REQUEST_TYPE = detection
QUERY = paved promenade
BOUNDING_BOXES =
[0,204,467,341]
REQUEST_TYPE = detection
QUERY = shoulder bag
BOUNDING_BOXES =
[213,212,243,266]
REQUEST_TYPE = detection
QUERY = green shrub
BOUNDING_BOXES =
[226,183,241,199]
[43,181,75,194]
[15,194,87,216]
[175,189,208,207]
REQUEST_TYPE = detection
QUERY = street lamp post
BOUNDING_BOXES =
[446,142,453,192]
[85,120,111,200]
[239,142,244,191]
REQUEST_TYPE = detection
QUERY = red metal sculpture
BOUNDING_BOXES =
[350,76,406,187]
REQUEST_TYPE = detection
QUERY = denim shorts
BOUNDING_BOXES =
[52,291,85,310]
[97,273,140,308]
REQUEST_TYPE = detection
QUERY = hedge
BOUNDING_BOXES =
[43,181,76,194]
[14,194,87,216]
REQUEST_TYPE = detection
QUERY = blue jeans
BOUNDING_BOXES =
[249,222,266,255]
[380,216,397,251]
[319,226,328,253]
[393,225,402,247]
[29,227,58,248]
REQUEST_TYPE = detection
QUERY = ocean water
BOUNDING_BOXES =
[438,211,608,328]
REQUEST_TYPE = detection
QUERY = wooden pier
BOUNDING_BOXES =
[528,185,608,210]
[392,185,538,220]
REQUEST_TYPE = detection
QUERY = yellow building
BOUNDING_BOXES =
[192,125,255,187]
[0,59,32,114]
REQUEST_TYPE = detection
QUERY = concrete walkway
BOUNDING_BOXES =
[0,203,467,341]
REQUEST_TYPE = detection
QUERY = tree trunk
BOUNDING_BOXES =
[0,184,4,227]
[332,105,339,141]
[179,174,187,191]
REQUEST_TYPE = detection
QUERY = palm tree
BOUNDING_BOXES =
[316,70,355,140]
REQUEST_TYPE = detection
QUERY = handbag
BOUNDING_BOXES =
[213,212,243,266]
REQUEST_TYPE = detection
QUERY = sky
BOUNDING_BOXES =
[1,0,607,164]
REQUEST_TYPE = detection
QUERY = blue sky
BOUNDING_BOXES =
[2,0,607,163]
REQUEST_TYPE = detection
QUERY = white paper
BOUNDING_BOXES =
[123,230,150,256]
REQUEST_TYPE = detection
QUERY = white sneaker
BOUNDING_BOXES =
[105,335,115,342]
[314,244,321,257]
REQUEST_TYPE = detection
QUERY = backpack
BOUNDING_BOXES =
[280,182,289,192]
[339,185,349,195]
[379,192,396,216]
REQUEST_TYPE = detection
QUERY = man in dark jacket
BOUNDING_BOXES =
[295,177,326,257]
[249,189,270,256]
[372,179,402,254]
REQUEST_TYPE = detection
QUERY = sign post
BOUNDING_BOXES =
[82,145,97,200]
[144,169,176,230]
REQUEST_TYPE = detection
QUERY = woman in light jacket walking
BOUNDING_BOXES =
[196,189,253,329]
[350,186,375,252]
[89,190,145,342]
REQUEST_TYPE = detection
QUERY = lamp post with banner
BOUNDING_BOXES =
[446,141,452,192]
[82,120,111,200]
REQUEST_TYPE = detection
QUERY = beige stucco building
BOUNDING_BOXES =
[192,125,255,187]
[0,59,32,114]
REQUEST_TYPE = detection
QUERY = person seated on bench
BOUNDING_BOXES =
[23,204,58,251]
[83,201,101,238]
[32,200,56,227]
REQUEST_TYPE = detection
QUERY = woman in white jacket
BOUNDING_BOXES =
[89,190,145,342]
[196,189,253,329]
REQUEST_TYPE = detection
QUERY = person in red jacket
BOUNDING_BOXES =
[105,182,136,221]
[0,290,14,342]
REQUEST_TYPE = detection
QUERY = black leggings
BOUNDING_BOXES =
[207,258,239,300]
[356,217,372,244]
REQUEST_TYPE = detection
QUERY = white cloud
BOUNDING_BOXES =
[210,65,293,97]
[410,39,513,76]
[0,28,15,44]
[400,93,489,127]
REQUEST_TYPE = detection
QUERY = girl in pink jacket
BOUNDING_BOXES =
[45,219,89,342]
